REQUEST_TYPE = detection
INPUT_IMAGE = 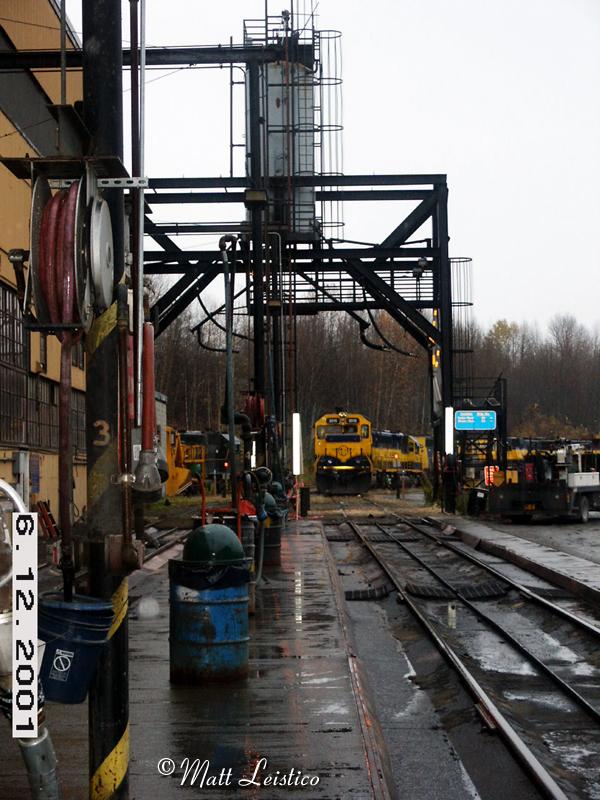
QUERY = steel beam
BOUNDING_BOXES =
[155,263,222,336]
[144,257,433,275]
[0,45,286,70]
[436,184,453,413]
[379,191,439,248]
[143,189,431,204]
[254,301,436,314]
[147,173,446,189]
[344,258,440,348]
[143,246,435,264]
[144,222,250,234]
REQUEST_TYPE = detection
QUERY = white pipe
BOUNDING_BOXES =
[0,479,27,588]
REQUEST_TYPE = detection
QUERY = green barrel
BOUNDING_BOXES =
[169,524,249,683]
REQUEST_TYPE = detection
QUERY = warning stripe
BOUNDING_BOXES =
[90,722,129,800]
[86,304,117,357]
[87,440,119,507]
[107,578,128,641]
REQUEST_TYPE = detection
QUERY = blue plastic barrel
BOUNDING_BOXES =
[38,594,113,704]
[169,560,249,683]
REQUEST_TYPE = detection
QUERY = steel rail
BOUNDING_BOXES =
[410,514,600,640]
[364,497,600,642]
[340,516,569,800]
[368,519,600,725]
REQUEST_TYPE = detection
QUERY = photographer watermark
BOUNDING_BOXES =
[157,756,320,789]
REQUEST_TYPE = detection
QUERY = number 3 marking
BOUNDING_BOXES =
[93,420,111,446]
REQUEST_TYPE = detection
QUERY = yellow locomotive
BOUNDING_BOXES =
[371,431,425,487]
[313,411,373,494]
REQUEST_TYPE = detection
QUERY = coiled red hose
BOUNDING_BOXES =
[38,180,82,601]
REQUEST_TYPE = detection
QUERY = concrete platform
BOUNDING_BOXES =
[0,520,394,799]
[436,515,600,606]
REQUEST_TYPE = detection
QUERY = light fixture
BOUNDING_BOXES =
[412,257,427,281]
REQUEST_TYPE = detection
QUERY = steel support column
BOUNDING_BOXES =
[248,63,265,397]
[83,2,129,798]
[436,184,453,436]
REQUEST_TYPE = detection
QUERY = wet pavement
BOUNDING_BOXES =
[129,521,388,799]
[0,520,390,799]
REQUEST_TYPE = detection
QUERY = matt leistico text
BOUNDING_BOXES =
[179,758,320,788]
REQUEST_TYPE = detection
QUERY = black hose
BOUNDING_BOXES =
[254,518,266,584]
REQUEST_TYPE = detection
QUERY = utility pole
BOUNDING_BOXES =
[82,2,129,798]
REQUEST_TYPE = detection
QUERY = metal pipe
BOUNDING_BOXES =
[135,0,146,426]
[248,64,265,398]
[141,323,155,451]
[129,0,141,430]
[59,0,66,107]
[268,232,286,464]
[57,343,74,602]
[220,236,238,512]
[17,725,61,800]
[0,479,26,589]
[117,287,135,563]
[132,321,161,501]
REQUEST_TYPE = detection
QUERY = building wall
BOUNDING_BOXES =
[0,2,85,516]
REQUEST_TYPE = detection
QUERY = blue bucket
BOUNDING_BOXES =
[39,594,114,704]
[169,560,249,684]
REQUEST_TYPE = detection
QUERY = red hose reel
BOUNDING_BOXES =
[30,174,115,330]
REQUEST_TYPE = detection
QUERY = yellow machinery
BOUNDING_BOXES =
[165,426,207,497]
[313,411,373,494]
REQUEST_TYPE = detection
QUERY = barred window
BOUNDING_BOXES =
[27,376,58,450]
[0,283,85,455]
[71,390,86,454]
[0,283,26,368]
[0,364,26,445]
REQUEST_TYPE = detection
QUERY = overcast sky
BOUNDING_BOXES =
[66,0,600,330]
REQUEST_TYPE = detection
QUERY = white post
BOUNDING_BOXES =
[292,413,302,476]
[292,413,302,519]
[444,407,455,456]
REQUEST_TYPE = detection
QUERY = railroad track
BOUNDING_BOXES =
[326,497,600,799]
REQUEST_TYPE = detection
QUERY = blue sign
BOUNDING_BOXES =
[454,410,497,431]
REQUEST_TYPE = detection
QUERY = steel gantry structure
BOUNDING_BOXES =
[142,172,454,444]
[0,30,455,459]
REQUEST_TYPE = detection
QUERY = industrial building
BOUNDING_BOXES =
[0,2,86,515]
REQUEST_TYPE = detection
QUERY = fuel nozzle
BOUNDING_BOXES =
[252,466,272,521]
[133,322,162,504]
[133,450,162,504]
